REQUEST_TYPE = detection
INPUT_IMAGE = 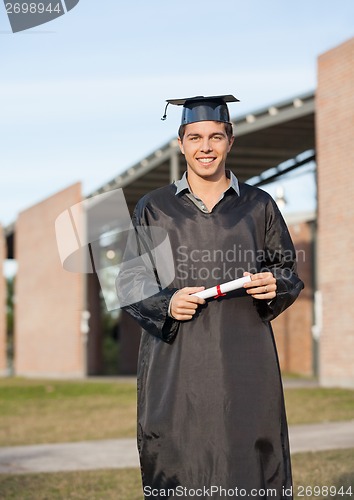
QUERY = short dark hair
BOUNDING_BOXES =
[178,121,234,141]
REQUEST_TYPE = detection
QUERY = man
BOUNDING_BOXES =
[117,95,304,499]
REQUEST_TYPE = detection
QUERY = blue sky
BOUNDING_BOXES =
[1,0,354,226]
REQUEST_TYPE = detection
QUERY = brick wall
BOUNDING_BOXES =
[272,219,314,376]
[15,183,85,378]
[316,37,354,387]
[0,225,6,376]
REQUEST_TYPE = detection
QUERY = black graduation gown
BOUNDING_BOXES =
[117,181,304,500]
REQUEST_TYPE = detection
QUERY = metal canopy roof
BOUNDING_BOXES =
[89,91,315,213]
[4,91,315,254]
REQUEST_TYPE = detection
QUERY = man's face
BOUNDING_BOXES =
[178,121,234,180]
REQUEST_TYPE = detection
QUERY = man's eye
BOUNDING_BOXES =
[213,135,222,140]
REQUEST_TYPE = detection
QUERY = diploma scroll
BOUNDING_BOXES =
[191,275,252,300]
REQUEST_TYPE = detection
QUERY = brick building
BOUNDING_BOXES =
[316,38,354,387]
[14,184,84,378]
[1,37,353,385]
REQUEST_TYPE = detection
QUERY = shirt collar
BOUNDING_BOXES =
[174,170,240,196]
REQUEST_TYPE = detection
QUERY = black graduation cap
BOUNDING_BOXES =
[161,94,240,124]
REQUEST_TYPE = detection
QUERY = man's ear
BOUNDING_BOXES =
[228,135,235,152]
[178,137,185,155]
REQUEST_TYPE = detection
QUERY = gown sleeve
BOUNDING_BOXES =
[115,199,180,344]
[255,197,304,322]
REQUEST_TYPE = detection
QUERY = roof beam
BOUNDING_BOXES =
[234,146,305,158]
[233,98,315,137]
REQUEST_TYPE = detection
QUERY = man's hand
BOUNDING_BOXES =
[170,287,206,321]
[243,272,277,300]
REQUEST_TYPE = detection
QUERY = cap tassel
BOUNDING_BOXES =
[161,102,169,121]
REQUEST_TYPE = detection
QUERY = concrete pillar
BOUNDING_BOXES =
[170,149,180,183]
[316,37,354,387]
[119,310,141,375]
[0,225,6,376]
[87,272,103,375]
[15,183,85,378]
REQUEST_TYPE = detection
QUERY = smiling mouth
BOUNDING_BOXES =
[197,157,216,164]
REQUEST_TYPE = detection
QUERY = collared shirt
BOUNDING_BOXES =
[174,170,240,213]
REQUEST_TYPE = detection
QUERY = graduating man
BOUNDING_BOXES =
[117,95,304,499]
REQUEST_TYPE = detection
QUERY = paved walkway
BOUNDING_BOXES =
[1,420,354,475]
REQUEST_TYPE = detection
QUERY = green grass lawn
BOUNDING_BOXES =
[0,378,353,446]
[0,378,137,446]
[284,387,354,425]
[1,378,354,499]
[0,449,353,500]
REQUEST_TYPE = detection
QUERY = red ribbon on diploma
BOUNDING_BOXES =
[214,284,226,299]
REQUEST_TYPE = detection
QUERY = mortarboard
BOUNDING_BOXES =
[161,94,240,124]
